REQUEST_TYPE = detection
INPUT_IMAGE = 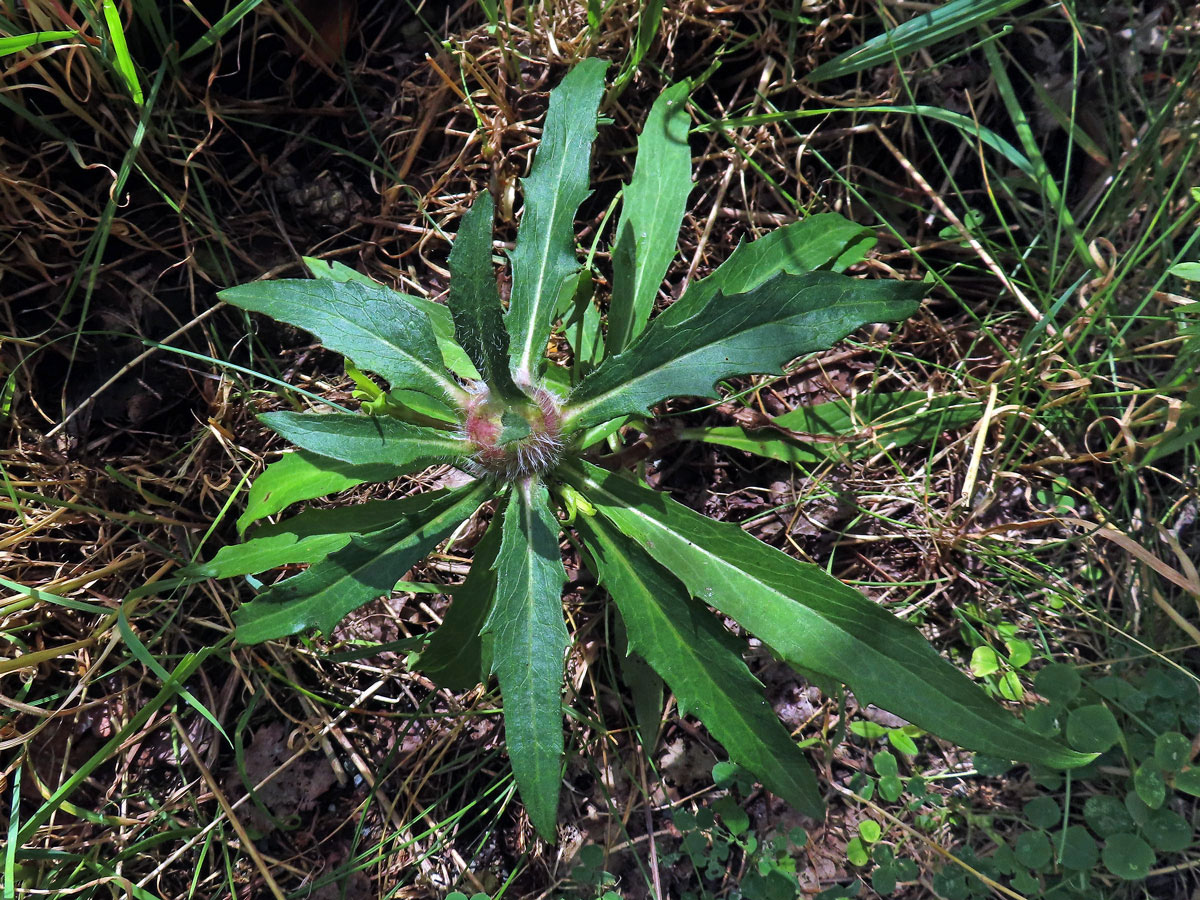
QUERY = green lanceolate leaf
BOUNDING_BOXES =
[574,513,825,815]
[221,278,468,406]
[564,271,924,432]
[483,480,570,840]
[192,492,459,579]
[562,460,1093,769]
[259,412,470,467]
[413,513,503,690]
[233,481,489,644]
[237,450,408,534]
[661,214,877,326]
[304,255,482,379]
[608,80,693,355]
[448,191,526,403]
[507,57,608,380]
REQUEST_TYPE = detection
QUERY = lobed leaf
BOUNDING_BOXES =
[607,80,693,355]
[564,271,924,432]
[237,450,408,534]
[447,191,525,402]
[575,513,824,815]
[233,481,489,644]
[192,492,458,579]
[507,57,608,379]
[562,459,1094,769]
[413,514,503,690]
[483,481,570,840]
[661,213,877,325]
[301,256,484,381]
[259,411,470,467]
[221,278,467,406]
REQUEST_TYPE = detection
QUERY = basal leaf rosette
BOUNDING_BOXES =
[458,380,564,480]
[198,59,1092,845]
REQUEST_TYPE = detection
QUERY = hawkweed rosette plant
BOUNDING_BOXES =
[193,59,1091,839]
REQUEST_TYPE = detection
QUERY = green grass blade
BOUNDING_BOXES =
[233,481,489,642]
[981,36,1091,269]
[610,0,665,97]
[807,0,1026,82]
[681,392,983,465]
[448,191,525,402]
[507,58,608,380]
[483,480,570,840]
[564,459,1095,769]
[608,80,693,355]
[697,105,1036,179]
[16,647,218,844]
[564,271,923,432]
[258,411,470,467]
[99,0,142,104]
[0,31,77,55]
[4,765,18,899]
[116,609,230,744]
[179,0,267,60]
[575,513,825,815]
[221,279,468,408]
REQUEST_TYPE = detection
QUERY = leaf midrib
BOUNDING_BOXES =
[563,292,856,429]
[274,285,466,405]
[513,143,578,376]
[572,463,1050,749]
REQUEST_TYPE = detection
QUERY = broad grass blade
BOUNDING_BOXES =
[100,0,142,104]
[0,31,77,55]
[484,481,570,840]
[807,0,1026,82]
[564,459,1095,769]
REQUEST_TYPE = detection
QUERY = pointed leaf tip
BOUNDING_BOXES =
[507,58,609,379]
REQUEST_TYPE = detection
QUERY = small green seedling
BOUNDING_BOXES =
[192,59,1091,840]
